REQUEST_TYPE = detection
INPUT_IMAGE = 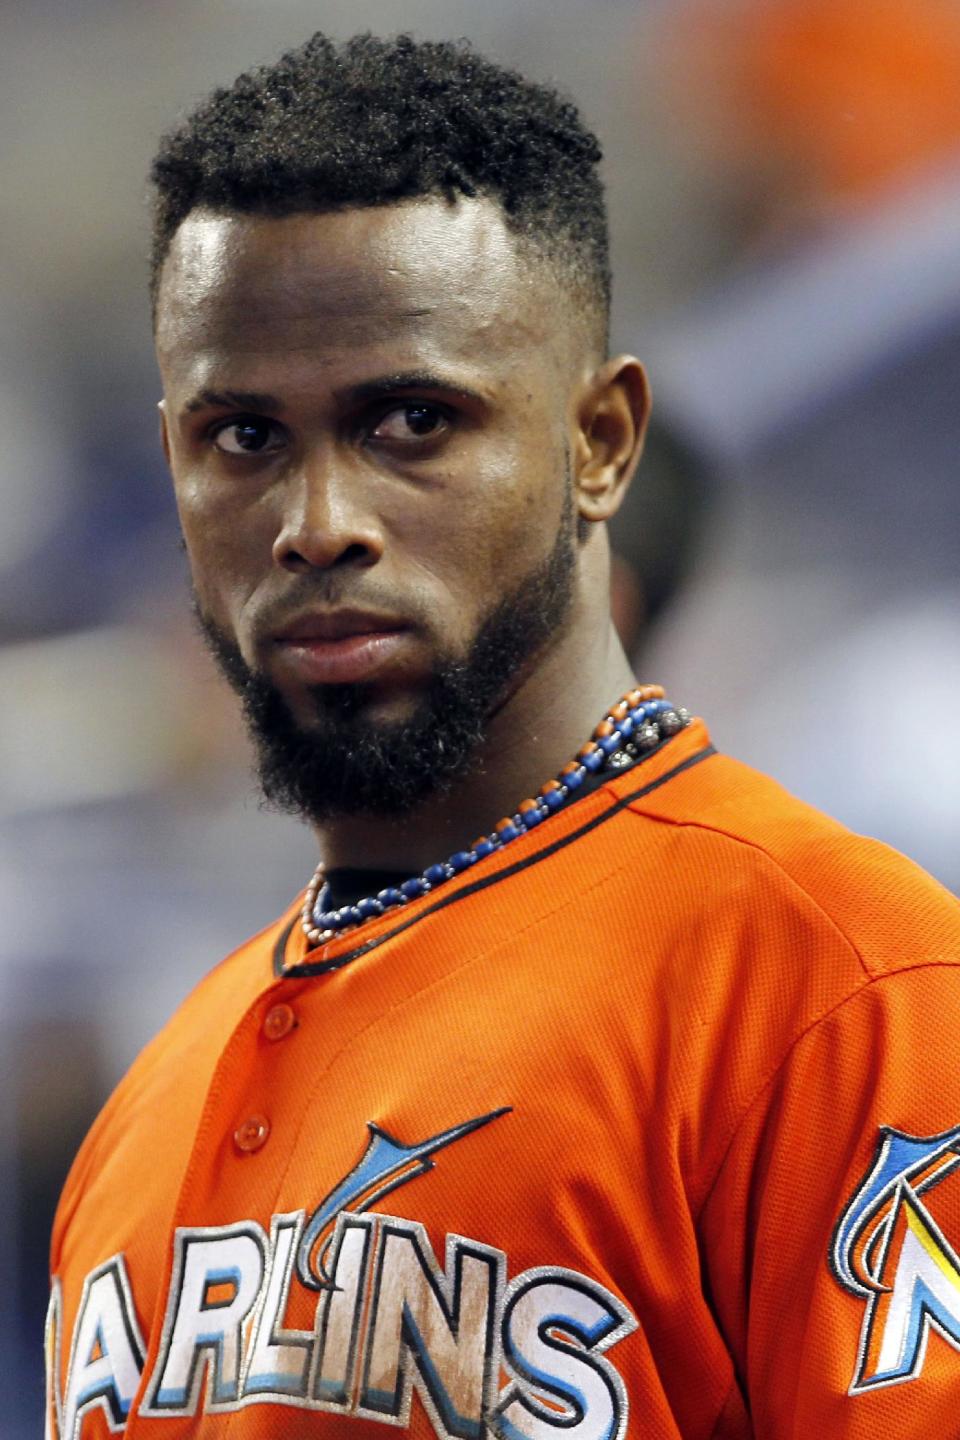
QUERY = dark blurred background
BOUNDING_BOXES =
[3,2,959,1431]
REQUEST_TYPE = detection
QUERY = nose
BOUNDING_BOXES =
[272,448,385,574]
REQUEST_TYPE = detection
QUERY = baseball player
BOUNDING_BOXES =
[47,33,960,1440]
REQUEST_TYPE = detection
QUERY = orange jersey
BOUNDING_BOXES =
[47,718,960,1439]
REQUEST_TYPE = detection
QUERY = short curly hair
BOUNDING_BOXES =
[149,32,611,342]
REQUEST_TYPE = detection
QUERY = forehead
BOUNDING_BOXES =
[154,199,566,385]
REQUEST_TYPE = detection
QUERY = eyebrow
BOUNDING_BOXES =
[345,371,489,406]
[181,371,489,417]
[184,388,283,414]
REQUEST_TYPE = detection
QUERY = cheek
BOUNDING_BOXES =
[414,444,566,630]
[172,473,273,618]
[461,439,565,567]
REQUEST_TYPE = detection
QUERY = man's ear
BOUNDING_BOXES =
[573,356,650,524]
[158,399,172,469]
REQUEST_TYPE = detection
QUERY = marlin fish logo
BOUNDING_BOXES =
[831,1123,960,1390]
[296,1108,510,1290]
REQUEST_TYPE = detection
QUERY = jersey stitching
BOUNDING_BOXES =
[622,809,878,983]
[693,959,960,1228]
[613,813,959,1220]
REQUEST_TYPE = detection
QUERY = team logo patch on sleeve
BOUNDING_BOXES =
[831,1123,960,1392]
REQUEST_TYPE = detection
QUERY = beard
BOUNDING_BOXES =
[194,499,577,822]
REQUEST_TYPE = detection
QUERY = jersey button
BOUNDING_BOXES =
[263,1002,296,1041]
[234,1114,270,1153]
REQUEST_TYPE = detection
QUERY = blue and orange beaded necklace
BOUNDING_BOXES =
[300,684,689,948]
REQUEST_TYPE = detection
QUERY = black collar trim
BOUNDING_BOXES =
[273,742,717,979]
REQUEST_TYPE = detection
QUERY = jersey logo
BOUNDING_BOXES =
[52,1112,637,1439]
[297,1109,510,1289]
[831,1123,960,1391]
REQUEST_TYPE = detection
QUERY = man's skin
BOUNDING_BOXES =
[155,196,650,872]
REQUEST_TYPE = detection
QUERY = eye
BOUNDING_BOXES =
[211,417,285,455]
[369,403,449,443]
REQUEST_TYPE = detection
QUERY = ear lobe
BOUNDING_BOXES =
[575,356,650,524]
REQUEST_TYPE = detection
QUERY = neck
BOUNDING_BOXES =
[312,615,636,874]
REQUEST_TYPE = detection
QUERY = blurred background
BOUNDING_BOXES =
[3,0,959,1430]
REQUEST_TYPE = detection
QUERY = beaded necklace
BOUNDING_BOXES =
[300,683,689,948]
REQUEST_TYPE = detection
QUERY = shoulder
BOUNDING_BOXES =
[609,720,960,981]
[598,723,960,1210]
[52,901,297,1250]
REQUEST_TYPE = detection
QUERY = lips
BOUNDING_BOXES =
[270,609,411,686]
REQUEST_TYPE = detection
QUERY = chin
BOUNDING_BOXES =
[294,679,430,730]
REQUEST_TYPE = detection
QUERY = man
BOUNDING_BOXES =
[47,32,960,1440]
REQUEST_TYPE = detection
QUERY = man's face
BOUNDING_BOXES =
[155,198,587,817]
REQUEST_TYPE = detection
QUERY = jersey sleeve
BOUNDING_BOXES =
[699,961,960,1437]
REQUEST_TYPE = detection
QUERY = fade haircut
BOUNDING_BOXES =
[149,32,611,345]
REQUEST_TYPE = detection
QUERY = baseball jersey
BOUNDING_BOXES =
[47,717,960,1439]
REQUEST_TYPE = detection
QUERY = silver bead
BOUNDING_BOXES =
[637,724,660,750]
[675,707,691,726]
[658,709,683,736]
[607,750,632,769]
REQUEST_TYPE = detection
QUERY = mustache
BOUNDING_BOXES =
[208,576,434,652]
